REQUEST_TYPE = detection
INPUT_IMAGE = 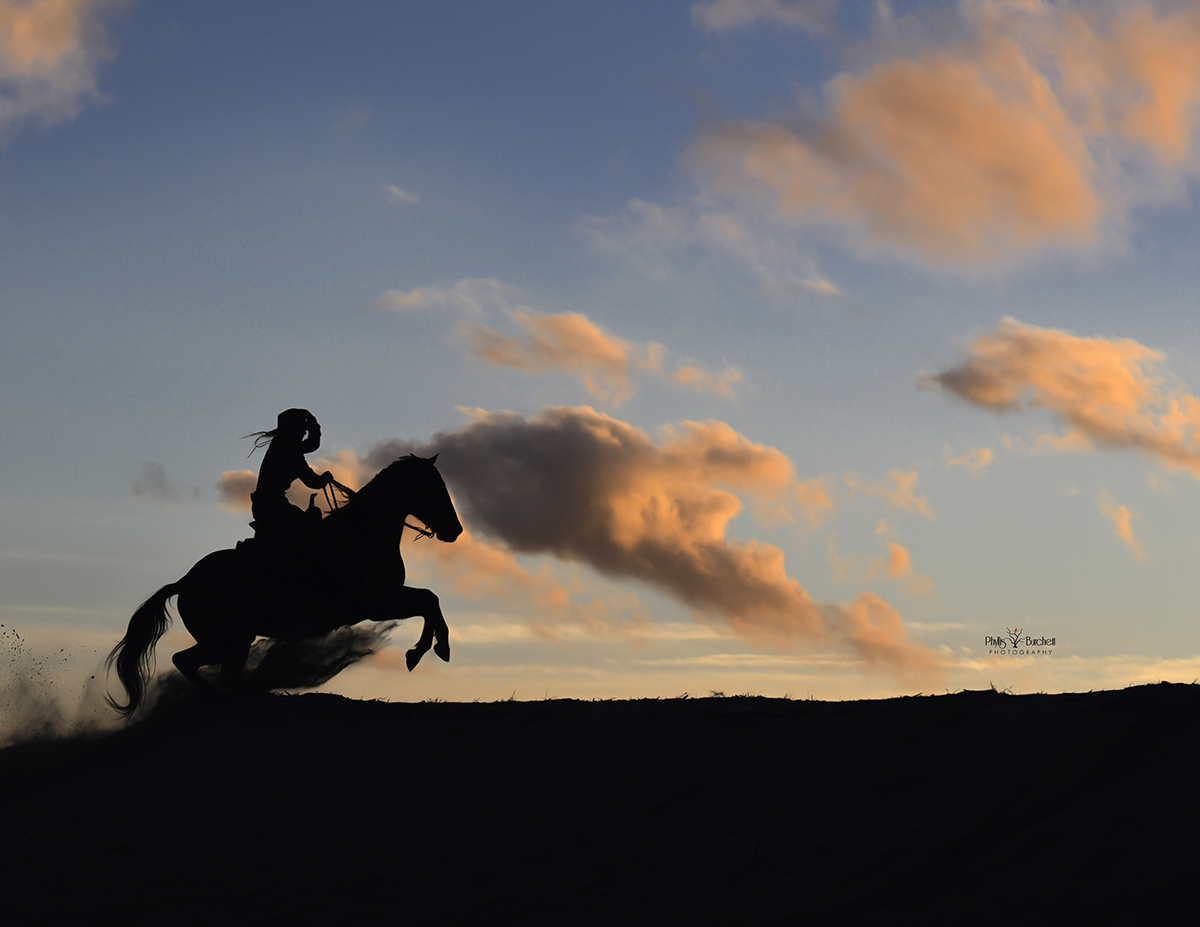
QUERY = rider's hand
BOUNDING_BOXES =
[323,471,334,485]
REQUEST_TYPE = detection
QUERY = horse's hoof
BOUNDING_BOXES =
[406,648,421,671]
[434,640,450,663]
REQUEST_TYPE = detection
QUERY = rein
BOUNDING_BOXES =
[323,478,436,541]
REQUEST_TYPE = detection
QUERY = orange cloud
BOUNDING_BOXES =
[403,528,650,640]
[364,406,941,679]
[823,593,941,678]
[921,317,1200,476]
[217,469,256,515]
[691,0,1200,269]
[795,476,835,528]
[0,0,127,139]
[461,310,660,407]
[945,445,994,476]
[374,278,740,405]
[867,520,935,599]
[670,364,743,398]
[1098,493,1145,559]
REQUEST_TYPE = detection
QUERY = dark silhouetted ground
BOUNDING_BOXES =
[2,682,1198,924]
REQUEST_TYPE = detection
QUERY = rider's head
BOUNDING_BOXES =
[278,408,321,453]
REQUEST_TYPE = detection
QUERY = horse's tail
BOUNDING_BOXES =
[105,582,180,719]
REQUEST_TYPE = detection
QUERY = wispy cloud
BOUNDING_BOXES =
[461,309,663,407]
[131,462,199,504]
[670,364,743,398]
[921,317,1200,476]
[795,475,835,528]
[0,0,129,142]
[367,277,523,316]
[372,277,742,405]
[689,0,1200,270]
[690,0,835,34]
[579,197,845,302]
[944,445,994,476]
[333,101,371,132]
[1098,493,1145,559]
[842,470,934,519]
[384,184,419,206]
[361,406,942,680]
[867,520,935,599]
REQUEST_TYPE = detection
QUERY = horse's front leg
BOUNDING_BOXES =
[394,587,450,671]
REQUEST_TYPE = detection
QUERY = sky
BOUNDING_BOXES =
[7,0,1200,726]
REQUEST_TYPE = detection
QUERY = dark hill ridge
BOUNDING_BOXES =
[2,683,1198,924]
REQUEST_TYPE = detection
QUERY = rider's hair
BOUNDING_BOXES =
[243,427,279,455]
[243,408,318,456]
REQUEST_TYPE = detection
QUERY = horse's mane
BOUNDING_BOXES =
[330,455,430,516]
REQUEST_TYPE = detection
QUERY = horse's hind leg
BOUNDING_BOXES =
[172,643,222,697]
[219,639,251,690]
[172,637,252,697]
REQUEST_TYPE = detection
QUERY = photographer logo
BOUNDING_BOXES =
[984,627,1056,656]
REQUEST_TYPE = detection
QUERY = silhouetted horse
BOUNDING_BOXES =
[107,454,463,717]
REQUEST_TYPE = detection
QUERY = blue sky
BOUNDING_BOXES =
[6,0,1200,726]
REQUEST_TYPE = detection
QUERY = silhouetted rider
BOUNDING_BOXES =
[246,408,334,538]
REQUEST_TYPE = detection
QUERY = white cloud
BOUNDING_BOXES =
[385,185,419,206]
[579,197,844,302]
[690,0,835,34]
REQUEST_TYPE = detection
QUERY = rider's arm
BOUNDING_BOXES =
[298,465,334,490]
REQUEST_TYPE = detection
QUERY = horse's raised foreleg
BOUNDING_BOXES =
[394,587,450,671]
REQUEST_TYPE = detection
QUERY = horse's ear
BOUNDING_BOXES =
[429,453,438,464]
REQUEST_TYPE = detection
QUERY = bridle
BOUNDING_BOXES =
[323,478,436,540]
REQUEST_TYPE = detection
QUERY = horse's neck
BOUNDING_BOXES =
[327,495,409,548]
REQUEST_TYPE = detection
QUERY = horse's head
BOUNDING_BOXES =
[402,453,463,543]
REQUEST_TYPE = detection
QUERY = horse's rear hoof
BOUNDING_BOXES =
[434,640,450,663]
[406,648,420,671]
